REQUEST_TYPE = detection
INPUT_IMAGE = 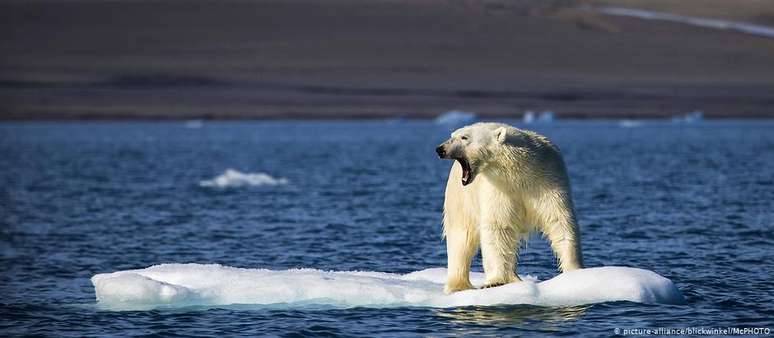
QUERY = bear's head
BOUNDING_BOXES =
[436,122,511,186]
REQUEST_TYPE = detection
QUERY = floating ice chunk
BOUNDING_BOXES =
[92,264,685,311]
[434,110,477,125]
[199,169,288,188]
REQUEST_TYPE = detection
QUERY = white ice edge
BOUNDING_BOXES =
[595,6,774,39]
[92,264,685,311]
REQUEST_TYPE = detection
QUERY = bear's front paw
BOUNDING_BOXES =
[444,281,474,294]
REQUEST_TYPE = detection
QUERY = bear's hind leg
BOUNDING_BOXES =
[542,217,583,272]
[444,225,479,294]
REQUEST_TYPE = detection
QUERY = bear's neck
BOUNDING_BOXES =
[482,146,535,184]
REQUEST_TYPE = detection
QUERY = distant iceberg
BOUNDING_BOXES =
[619,119,644,128]
[538,111,555,123]
[183,120,204,129]
[523,111,536,124]
[434,110,477,125]
[523,110,555,124]
[199,169,288,188]
[92,264,685,311]
[671,111,704,124]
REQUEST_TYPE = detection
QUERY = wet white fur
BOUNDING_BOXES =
[442,122,583,294]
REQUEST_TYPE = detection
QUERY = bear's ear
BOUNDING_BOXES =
[494,127,508,144]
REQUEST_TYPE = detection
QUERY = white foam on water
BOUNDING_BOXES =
[199,169,288,188]
[596,7,774,39]
[92,264,685,311]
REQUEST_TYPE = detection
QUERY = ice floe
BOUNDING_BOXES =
[92,264,685,311]
[199,169,288,188]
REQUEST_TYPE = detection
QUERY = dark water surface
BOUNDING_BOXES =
[1,120,772,336]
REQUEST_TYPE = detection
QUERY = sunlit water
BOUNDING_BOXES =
[1,120,772,336]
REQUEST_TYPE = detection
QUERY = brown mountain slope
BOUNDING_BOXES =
[1,0,773,119]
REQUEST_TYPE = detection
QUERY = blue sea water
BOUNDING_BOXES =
[0,120,772,336]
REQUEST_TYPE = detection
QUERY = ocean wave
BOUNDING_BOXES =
[199,169,288,188]
[92,264,685,311]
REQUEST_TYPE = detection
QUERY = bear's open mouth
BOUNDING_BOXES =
[457,157,473,186]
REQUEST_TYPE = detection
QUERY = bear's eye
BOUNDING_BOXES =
[461,135,469,140]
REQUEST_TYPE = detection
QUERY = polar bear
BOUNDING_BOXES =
[435,122,583,294]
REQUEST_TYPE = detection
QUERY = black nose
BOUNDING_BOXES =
[436,146,446,158]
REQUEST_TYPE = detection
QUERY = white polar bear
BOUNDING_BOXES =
[435,122,583,294]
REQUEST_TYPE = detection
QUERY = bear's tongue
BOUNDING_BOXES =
[457,158,472,186]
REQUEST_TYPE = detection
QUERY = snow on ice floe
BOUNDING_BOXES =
[596,7,774,39]
[199,169,288,188]
[92,264,685,311]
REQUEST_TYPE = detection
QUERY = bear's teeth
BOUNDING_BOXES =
[461,170,470,185]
